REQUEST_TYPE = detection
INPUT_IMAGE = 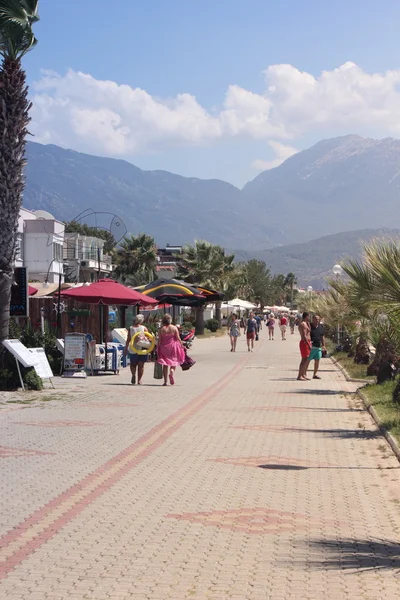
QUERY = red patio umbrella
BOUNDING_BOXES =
[60,279,157,306]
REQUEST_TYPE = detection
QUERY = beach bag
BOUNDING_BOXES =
[181,351,196,371]
[136,333,152,349]
[154,361,163,379]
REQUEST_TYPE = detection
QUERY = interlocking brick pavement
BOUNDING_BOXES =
[1,333,400,598]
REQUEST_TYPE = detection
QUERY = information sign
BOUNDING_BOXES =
[2,339,36,368]
[64,333,86,363]
[28,348,54,380]
[10,267,29,317]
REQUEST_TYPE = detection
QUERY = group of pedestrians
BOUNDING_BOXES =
[125,314,185,386]
[228,311,261,352]
[297,312,326,381]
[125,309,326,387]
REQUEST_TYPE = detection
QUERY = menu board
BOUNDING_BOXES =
[2,339,36,368]
[2,341,54,381]
[29,348,54,380]
[64,333,86,372]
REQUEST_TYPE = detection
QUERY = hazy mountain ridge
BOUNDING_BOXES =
[24,142,286,250]
[23,135,400,251]
[233,228,400,288]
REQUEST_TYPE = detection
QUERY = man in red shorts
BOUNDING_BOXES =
[297,312,311,381]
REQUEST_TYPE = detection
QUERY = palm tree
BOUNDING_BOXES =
[178,240,234,334]
[113,233,158,286]
[0,1,39,345]
[284,272,297,307]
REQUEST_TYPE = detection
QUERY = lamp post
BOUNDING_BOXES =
[43,259,63,338]
[307,286,313,312]
[333,264,343,347]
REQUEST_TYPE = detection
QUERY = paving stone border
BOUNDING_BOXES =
[331,355,400,462]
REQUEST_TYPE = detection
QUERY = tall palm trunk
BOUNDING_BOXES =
[215,300,222,327]
[0,57,30,345]
[195,306,205,335]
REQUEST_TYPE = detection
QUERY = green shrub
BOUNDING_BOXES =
[205,318,220,332]
[24,369,43,391]
[1,320,61,390]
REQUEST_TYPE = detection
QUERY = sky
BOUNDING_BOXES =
[25,0,400,187]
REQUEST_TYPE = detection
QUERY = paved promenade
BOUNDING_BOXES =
[1,332,400,599]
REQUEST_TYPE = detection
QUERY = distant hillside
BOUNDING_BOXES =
[23,142,286,250]
[233,228,400,288]
[243,135,400,243]
[23,136,400,250]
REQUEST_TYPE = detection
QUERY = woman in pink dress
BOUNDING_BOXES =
[157,314,186,386]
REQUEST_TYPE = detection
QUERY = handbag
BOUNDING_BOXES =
[153,361,163,379]
[137,334,152,349]
[181,351,196,371]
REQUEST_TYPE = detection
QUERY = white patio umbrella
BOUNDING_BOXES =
[229,298,257,310]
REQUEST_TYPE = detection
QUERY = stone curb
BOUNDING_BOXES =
[331,355,400,462]
[330,356,368,384]
[357,388,400,463]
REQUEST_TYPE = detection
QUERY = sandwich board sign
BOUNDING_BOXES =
[28,348,54,381]
[2,340,54,389]
[63,333,87,378]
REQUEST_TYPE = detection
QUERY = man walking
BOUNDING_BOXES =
[307,315,326,379]
[297,312,311,381]
[246,311,258,352]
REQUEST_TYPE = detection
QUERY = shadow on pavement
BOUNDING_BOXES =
[291,389,347,395]
[258,464,398,471]
[307,538,400,571]
[103,383,164,387]
[288,427,381,439]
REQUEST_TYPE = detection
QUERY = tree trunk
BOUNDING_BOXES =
[0,58,31,346]
[215,301,222,327]
[195,306,205,335]
[367,338,396,376]
[354,335,370,364]
[0,273,12,345]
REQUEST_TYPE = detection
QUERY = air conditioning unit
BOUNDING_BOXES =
[80,261,88,267]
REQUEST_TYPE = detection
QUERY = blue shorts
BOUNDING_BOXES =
[129,353,148,364]
[308,347,322,361]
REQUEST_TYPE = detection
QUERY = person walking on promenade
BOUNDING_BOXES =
[297,312,311,381]
[125,314,149,385]
[306,315,326,379]
[157,314,186,386]
[267,314,275,340]
[228,313,241,352]
[289,313,296,334]
[246,311,258,352]
[279,314,288,340]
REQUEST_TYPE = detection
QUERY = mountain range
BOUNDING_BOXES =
[24,134,400,251]
[22,135,400,283]
[233,228,400,288]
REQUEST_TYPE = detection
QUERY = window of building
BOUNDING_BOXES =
[53,242,63,262]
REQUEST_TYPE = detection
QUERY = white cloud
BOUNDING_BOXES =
[252,141,299,171]
[30,62,400,159]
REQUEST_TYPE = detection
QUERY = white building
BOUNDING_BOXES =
[17,208,65,283]
[64,234,113,283]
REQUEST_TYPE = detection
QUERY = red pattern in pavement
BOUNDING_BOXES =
[0,446,55,458]
[15,420,105,427]
[167,508,329,534]
[0,352,251,580]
